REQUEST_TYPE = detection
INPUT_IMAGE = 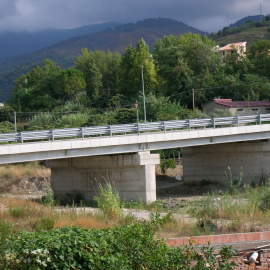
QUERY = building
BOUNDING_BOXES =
[203,98,270,116]
[217,42,247,58]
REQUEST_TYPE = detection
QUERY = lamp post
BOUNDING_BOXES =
[141,65,147,123]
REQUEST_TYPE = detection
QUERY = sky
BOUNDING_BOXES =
[0,0,269,33]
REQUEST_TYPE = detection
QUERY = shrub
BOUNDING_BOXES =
[41,192,55,207]
[0,121,14,133]
[34,218,55,231]
[258,191,270,212]
[160,159,176,174]
[0,221,12,253]
[95,183,122,218]
[0,224,236,270]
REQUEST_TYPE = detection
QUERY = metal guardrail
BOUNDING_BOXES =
[0,114,270,144]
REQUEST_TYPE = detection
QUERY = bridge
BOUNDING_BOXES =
[1,113,270,203]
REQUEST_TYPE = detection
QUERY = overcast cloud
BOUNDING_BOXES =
[0,0,269,33]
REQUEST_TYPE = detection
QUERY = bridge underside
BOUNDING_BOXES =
[183,140,270,185]
[47,151,160,204]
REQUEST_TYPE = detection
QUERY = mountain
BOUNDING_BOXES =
[0,18,203,102]
[0,22,120,61]
[230,15,265,27]
[212,15,270,45]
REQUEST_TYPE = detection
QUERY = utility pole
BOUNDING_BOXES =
[192,88,195,111]
[141,65,147,123]
[14,111,17,133]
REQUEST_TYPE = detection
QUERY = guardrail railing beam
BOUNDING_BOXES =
[0,113,269,144]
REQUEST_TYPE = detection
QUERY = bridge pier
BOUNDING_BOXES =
[183,140,270,185]
[47,151,160,204]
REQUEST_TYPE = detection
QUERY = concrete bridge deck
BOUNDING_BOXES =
[0,123,270,164]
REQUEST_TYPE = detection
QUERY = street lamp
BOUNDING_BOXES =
[141,65,147,123]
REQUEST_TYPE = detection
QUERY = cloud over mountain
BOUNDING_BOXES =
[0,0,269,32]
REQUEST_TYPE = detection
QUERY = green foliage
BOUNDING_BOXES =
[120,39,158,101]
[248,40,270,77]
[0,224,236,270]
[94,183,122,218]
[28,112,89,130]
[8,207,28,218]
[145,94,190,121]
[0,221,12,253]
[75,48,102,100]
[11,60,62,111]
[0,121,14,133]
[41,192,55,207]
[114,108,137,124]
[52,68,86,101]
[34,218,55,232]
[160,159,176,174]
[8,33,270,131]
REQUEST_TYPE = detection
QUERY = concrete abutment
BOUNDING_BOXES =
[47,151,160,203]
[182,140,270,184]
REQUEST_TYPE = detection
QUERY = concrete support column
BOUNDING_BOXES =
[182,140,270,185]
[47,151,160,203]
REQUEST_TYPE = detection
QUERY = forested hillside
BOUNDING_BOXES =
[1,33,270,133]
[0,22,120,61]
[213,15,270,45]
[0,18,203,101]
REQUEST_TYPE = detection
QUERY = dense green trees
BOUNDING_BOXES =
[7,34,270,130]
[120,39,158,101]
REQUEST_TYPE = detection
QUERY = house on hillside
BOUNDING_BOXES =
[203,98,270,116]
[217,42,247,58]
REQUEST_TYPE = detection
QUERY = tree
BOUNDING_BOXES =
[10,60,62,111]
[120,39,158,101]
[248,40,270,77]
[153,34,223,108]
[75,49,102,101]
[52,68,86,101]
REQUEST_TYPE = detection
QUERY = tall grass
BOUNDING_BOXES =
[94,183,122,219]
[189,186,270,234]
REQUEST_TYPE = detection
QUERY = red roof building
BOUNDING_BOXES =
[203,99,270,116]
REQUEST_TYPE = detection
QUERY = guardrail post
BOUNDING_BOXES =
[109,126,112,136]
[51,130,54,141]
[236,115,239,126]
[258,114,262,125]
[81,127,85,139]
[137,123,140,134]
[163,122,167,133]
[188,120,191,130]
[212,118,216,128]
[20,132,23,143]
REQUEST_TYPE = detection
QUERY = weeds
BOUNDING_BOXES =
[94,183,122,219]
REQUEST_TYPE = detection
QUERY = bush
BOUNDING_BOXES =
[0,224,236,270]
[160,159,176,174]
[0,221,12,253]
[0,121,14,133]
[259,191,270,212]
[95,183,122,218]
[41,191,55,207]
[34,218,55,231]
